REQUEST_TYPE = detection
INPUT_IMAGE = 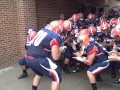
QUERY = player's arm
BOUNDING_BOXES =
[112,43,117,51]
[82,52,96,66]
[51,45,61,61]
[50,38,61,61]
[83,45,98,65]
[73,46,97,66]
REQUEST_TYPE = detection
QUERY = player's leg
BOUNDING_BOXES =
[87,70,97,90]
[87,61,109,90]
[51,81,60,90]
[17,57,28,79]
[32,75,42,90]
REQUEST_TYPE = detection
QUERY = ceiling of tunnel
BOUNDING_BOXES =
[78,0,105,7]
[78,0,120,11]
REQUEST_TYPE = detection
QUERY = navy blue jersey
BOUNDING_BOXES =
[95,18,100,26]
[97,31,112,43]
[76,18,85,28]
[26,29,62,58]
[85,19,98,28]
[85,41,108,63]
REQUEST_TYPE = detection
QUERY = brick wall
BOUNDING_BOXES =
[0,0,19,68]
[36,0,79,29]
[0,0,37,69]
[17,0,37,55]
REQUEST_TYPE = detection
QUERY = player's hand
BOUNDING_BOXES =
[108,55,119,61]
[72,57,84,62]
[73,52,82,57]
[108,51,117,55]
[60,46,67,52]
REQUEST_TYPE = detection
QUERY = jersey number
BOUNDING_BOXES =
[30,30,47,46]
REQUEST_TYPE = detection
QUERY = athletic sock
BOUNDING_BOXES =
[91,83,97,90]
[23,70,27,74]
[32,85,37,90]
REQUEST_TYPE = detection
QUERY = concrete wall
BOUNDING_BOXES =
[108,0,120,10]
[88,0,120,12]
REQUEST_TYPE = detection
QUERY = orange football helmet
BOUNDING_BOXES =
[100,22,110,30]
[27,30,37,42]
[77,29,90,45]
[79,29,89,36]
[87,13,95,19]
[48,20,64,35]
[63,20,73,31]
[110,18,118,25]
[111,24,120,36]
[87,26,96,35]
[77,33,90,46]
[71,14,80,22]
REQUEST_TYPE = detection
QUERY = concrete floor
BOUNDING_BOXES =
[0,65,120,90]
